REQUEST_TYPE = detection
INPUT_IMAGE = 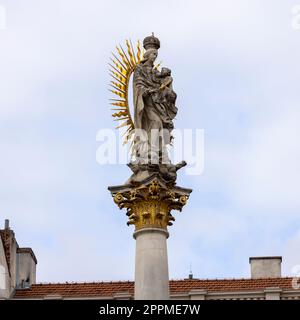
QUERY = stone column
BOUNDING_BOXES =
[108,174,192,300]
[134,228,169,300]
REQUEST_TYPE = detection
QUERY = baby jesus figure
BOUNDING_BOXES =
[158,67,177,104]
[148,67,178,132]
[157,67,178,126]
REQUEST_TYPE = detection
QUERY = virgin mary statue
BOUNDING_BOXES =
[132,34,178,165]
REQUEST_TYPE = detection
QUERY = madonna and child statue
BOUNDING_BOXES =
[108,35,192,300]
[109,34,187,185]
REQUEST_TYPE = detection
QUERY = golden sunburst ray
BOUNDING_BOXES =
[109,64,127,80]
[108,39,143,144]
[136,40,141,63]
[111,109,126,113]
[129,39,138,63]
[110,102,127,107]
[109,71,127,85]
[111,52,128,70]
[125,39,137,66]
[116,45,132,68]
[110,81,126,91]
[109,83,126,93]
[110,58,128,76]
[109,89,126,99]
[112,111,128,117]
[109,98,127,102]
[114,117,130,122]
[116,120,131,129]
[110,97,126,101]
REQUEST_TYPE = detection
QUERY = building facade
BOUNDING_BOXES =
[0,220,37,299]
[1,220,300,300]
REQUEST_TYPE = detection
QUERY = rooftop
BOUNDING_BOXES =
[14,277,297,299]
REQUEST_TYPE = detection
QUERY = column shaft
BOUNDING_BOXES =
[134,228,169,300]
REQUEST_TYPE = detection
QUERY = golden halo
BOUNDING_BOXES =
[109,39,141,144]
[109,39,161,144]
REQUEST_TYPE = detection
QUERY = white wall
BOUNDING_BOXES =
[0,237,10,299]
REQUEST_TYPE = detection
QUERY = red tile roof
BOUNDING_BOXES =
[14,281,133,298]
[169,277,294,293]
[14,277,297,299]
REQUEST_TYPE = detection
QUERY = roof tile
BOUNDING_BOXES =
[14,277,297,298]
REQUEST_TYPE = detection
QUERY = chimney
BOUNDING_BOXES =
[17,248,37,287]
[4,219,9,229]
[249,256,282,279]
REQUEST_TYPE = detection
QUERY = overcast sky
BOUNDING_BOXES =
[1,0,300,282]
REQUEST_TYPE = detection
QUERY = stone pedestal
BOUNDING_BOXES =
[108,173,192,300]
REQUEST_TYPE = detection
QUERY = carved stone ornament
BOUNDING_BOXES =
[109,174,191,230]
